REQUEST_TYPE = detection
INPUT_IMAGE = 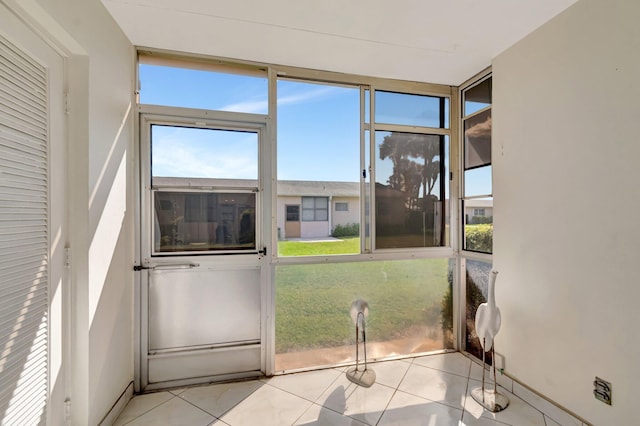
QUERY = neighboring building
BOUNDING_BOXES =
[153,178,360,241]
[276,180,359,239]
[464,198,493,223]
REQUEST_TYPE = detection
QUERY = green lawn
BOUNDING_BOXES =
[274,239,453,354]
[277,237,360,256]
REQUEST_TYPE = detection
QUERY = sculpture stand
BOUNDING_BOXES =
[346,303,375,388]
[470,339,509,412]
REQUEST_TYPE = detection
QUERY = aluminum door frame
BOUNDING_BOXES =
[136,106,271,391]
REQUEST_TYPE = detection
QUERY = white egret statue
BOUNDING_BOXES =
[346,299,376,387]
[471,269,509,412]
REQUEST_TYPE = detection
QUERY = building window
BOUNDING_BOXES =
[286,205,300,221]
[335,202,349,211]
[473,208,485,217]
[302,197,328,221]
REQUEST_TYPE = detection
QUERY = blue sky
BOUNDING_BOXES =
[140,64,491,196]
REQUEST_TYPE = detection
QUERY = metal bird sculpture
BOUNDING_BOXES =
[475,269,501,352]
[471,269,509,412]
[346,299,376,387]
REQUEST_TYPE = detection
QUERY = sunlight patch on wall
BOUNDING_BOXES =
[89,153,127,325]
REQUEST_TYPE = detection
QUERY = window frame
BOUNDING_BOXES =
[368,87,451,254]
[460,71,493,255]
[140,111,267,257]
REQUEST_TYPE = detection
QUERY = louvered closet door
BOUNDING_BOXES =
[0,28,50,425]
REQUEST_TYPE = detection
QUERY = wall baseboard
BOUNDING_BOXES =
[99,381,134,426]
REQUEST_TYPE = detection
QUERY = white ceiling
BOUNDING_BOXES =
[101,0,578,86]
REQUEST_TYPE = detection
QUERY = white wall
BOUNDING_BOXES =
[28,0,135,423]
[331,197,360,230]
[493,0,640,423]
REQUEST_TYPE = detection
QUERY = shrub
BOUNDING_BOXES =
[332,223,359,237]
[465,224,493,253]
[468,215,493,225]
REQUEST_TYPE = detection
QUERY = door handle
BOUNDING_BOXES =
[133,262,199,271]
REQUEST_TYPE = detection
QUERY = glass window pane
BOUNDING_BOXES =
[315,197,328,208]
[151,125,258,181]
[286,205,299,221]
[465,259,493,362]
[364,89,370,124]
[375,132,448,249]
[464,166,492,197]
[335,202,348,211]
[153,191,255,253]
[277,79,360,255]
[464,78,492,116]
[375,91,448,128]
[302,209,315,221]
[139,64,268,114]
[464,108,492,170]
[463,198,493,254]
[301,197,315,208]
[275,258,454,371]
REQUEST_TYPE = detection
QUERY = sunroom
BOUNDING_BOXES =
[0,0,637,424]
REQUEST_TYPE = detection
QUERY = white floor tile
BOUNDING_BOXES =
[464,380,545,426]
[168,387,187,396]
[511,383,582,426]
[469,362,513,393]
[114,353,585,426]
[179,380,263,418]
[261,368,342,402]
[378,389,464,425]
[460,411,507,426]
[544,415,562,426]
[398,363,469,410]
[219,382,312,426]
[294,403,369,426]
[113,392,174,426]
[317,374,395,425]
[369,359,411,389]
[123,397,215,426]
[412,352,472,378]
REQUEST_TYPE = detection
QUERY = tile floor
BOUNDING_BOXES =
[113,352,586,426]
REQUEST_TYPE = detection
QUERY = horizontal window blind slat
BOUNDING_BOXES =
[0,111,47,140]
[0,224,47,235]
[0,323,47,361]
[0,150,47,170]
[0,99,47,129]
[0,259,47,278]
[0,129,48,156]
[0,57,46,98]
[0,38,46,85]
[0,93,47,129]
[0,174,48,189]
[0,233,46,243]
[0,269,46,288]
[0,183,48,195]
[0,287,47,317]
[0,360,47,408]
[1,258,47,274]
[0,316,47,350]
[1,32,48,426]
[0,351,47,408]
[0,84,47,118]
[0,313,47,341]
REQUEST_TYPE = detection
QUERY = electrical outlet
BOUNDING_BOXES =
[593,377,611,405]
